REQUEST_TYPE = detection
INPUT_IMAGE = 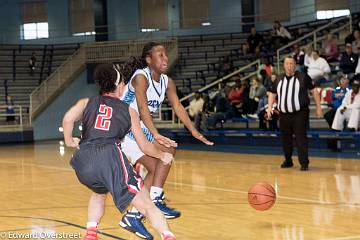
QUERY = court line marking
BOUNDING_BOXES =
[1,160,359,207]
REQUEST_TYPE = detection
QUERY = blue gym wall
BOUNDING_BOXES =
[32,70,97,140]
[0,0,93,44]
[1,0,360,44]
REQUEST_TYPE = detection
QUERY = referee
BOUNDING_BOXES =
[267,56,322,171]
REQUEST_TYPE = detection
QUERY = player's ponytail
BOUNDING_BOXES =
[121,42,163,83]
[120,56,145,84]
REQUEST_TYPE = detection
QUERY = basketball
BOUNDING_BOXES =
[248,182,276,211]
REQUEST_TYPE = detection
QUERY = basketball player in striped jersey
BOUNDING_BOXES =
[62,64,176,240]
[118,42,214,239]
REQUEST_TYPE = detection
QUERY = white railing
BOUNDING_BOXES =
[163,59,261,124]
[276,15,352,72]
[29,38,178,121]
[0,105,29,128]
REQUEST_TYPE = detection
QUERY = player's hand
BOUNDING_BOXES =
[154,133,178,148]
[266,107,273,120]
[192,131,214,145]
[65,137,80,148]
[160,152,174,165]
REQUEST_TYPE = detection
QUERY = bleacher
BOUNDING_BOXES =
[170,13,360,96]
[0,43,80,124]
[162,13,360,151]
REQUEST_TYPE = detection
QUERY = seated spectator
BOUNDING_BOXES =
[29,52,36,76]
[340,43,359,79]
[205,97,235,130]
[243,27,263,56]
[332,79,360,131]
[271,20,292,49]
[228,79,245,109]
[307,50,331,86]
[218,56,234,78]
[304,45,314,72]
[210,80,231,111]
[189,91,204,130]
[352,30,360,55]
[243,77,266,115]
[345,30,356,45]
[323,33,339,62]
[259,69,271,90]
[324,75,350,127]
[258,93,279,131]
[291,44,305,66]
[258,57,274,77]
[5,95,15,123]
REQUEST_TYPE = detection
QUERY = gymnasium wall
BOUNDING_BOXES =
[0,0,359,44]
[32,70,97,141]
[0,0,94,44]
[0,0,360,44]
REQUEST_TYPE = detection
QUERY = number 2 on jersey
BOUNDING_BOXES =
[94,104,113,131]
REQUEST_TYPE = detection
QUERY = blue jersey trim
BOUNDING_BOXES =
[123,85,135,105]
[127,127,154,143]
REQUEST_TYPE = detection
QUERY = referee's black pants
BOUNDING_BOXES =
[279,108,309,166]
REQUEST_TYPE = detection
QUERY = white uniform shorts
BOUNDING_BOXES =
[121,135,145,165]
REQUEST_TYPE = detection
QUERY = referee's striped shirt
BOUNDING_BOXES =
[269,71,315,113]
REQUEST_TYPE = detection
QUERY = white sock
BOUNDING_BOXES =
[161,230,175,239]
[150,186,163,200]
[86,222,98,229]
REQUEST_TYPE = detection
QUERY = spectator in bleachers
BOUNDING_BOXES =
[322,33,339,62]
[205,94,234,130]
[324,75,350,127]
[345,30,356,45]
[218,56,234,78]
[244,77,266,116]
[243,27,263,57]
[258,57,274,77]
[29,52,36,76]
[189,91,204,131]
[176,86,189,107]
[228,79,245,111]
[304,45,314,71]
[5,95,15,123]
[307,50,331,86]
[292,27,306,40]
[332,79,360,131]
[210,80,231,111]
[259,69,271,90]
[271,20,292,50]
[352,30,360,55]
[340,43,359,79]
[291,44,305,66]
[258,92,279,131]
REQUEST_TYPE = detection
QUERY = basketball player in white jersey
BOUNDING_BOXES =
[119,42,213,239]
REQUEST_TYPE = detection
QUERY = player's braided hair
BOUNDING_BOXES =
[121,42,163,83]
[94,63,120,94]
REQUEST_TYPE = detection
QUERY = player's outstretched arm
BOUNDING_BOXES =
[62,98,88,148]
[129,107,173,165]
[133,74,177,148]
[166,78,214,146]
